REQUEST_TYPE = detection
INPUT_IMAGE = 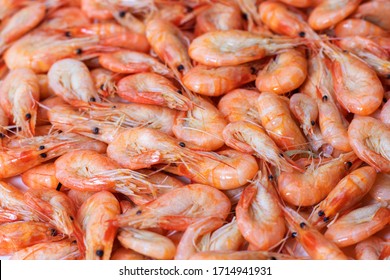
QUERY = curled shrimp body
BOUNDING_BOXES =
[282,207,348,260]
[218,89,260,123]
[117,72,192,111]
[353,0,390,31]
[308,0,362,31]
[77,191,120,260]
[98,50,173,77]
[115,184,231,231]
[172,95,227,151]
[39,7,90,30]
[90,68,122,98]
[0,68,39,136]
[222,121,298,173]
[118,228,176,260]
[380,100,390,126]
[81,0,112,20]
[355,236,385,260]
[182,63,258,97]
[111,247,148,260]
[309,166,377,229]
[256,49,307,95]
[21,163,61,191]
[369,173,390,203]
[10,239,81,260]
[348,116,390,173]
[236,174,286,250]
[48,58,100,107]
[0,221,64,256]
[278,0,313,8]
[175,217,224,260]
[257,92,308,151]
[324,203,390,247]
[334,18,389,38]
[189,250,299,260]
[278,152,357,206]
[188,30,301,67]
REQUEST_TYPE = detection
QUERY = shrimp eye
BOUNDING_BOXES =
[268,175,274,181]
[177,89,183,95]
[69,216,74,221]
[279,153,284,158]
[291,232,297,238]
[118,10,126,18]
[40,153,47,158]
[99,84,105,91]
[25,113,32,120]
[386,74,390,79]
[186,6,193,12]
[89,97,96,102]
[71,240,77,244]
[250,67,257,74]
[75,48,83,55]
[322,95,328,102]
[136,210,142,215]
[298,31,306,38]
[323,216,330,222]
[179,142,186,147]
[269,256,277,260]
[96,250,104,257]
[92,127,99,134]
[299,222,306,229]
[112,105,117,109]
[345,161,352,169]
[39,145,45,150]
[65,31,72,38]
[56,183,62,191]
[241,13,248,20]
[50,228,58,236]
[384,98,388,103]
[311,120,316,126]
[177,64,185,72]
[318,210,325,217]
[0,133,5,139]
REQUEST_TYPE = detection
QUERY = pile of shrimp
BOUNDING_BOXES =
[0,0,389,261]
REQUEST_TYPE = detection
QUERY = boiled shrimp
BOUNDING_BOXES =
[39,6,90,30]
[348,116,390,172]
[110,247,148,260]
[189,250,299,260]
[334,18,389,38]
[355,236,385,260]
[353,0,390,31]
[369,173,390,203]
[21,163,61,191]
[90,68,122,98]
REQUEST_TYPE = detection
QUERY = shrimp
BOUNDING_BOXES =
[189,250,299,260]
[353,0,390,31]
[381,100,390,126]
[146,18,192,78]
[37,74,55,100]
[0,221,64,255]
[77,191,120,260]
[116,72,192,111]
[369,173,390,203]
[222,121,298,173]
[321,42,384,116]
[309,166,377,229]
[115,184,231,231]
[289,93,325,152]
[0,131,106,178]
[334,18,389,38]
[236,173,286,250]
[167,149,259,190]
[278,152,358,206]
[0,68,39,136]
[194,2,243,36]
[39,7,90,30]
[172,95,227,151]
[282,206,348,260]
[355,236,385,260]
[308,0,363,31]
[0,3,46,54]
[278,0,314,8]
[90,68,122,98]
[21,163,61,191]
[175,216,224,260]
[118,228,176,260]
[257,92,308,151]
[182,63,259,97]
[10,239,81,260]
[48,58,100,107]
[81,0,112,20]
[218,89,260,123]
[67,189,96,210]
[98,50,173,77]
[256,48,307,95]
[348,116,390,173]
[324,203,390,247]
[110,247,148,260]
[188,30,302,67]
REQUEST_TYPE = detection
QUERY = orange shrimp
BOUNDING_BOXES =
[115,184,231,231]
[21,163,61,191]
[117,227,176,260]
[189,250,299,260]
[222,121,298,173]
[282,206,348,260]
[218,89,260,123]
[0,68,40,136]
[37,74,55,100]
[278,0,314,8]
[355,236,385,260]
[67,189,96,210]
[236,173,286,250]
[381,100,390,126]
[98,50,173,76]
[182,63,259,96]
[110,247,148,260]
[48,58,100,107]
[278,152,358,206]
[369,173,390,203]
[172,95,227,151]
[116,72,192,111]
[353,0,390,31]
[77,191,120,260]
[0,0,26,20]
[256,48,307,95]
[0,221,64,256]
[348,116,390,173]
[0,2,46,54]
[39,7,90,30]
[146,17,192,77]
[0,105,8,146]
[90,68,122,98]
[334,18,389,38]
[81,0,112,20]
[10,239,81,260]
[188,30,302,67]
[309,166,377,229]
[324,203,390,247]
[321,42,384,116]
[308,0,363,31]
[257,92,308,151]
[175,216,224,260]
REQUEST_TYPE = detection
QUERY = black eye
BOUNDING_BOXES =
[75,48,82,55]
[118,10,126,18]
[65,31,71,37]
[92,127,99,134]
[50,228,57,236]
[39,145,45,150]
[322,95,328,102]
[291,232,297,238]
[89,97,96,102]
[318,210,325,217]
[299,222,306,229]
[179,142,186,147]
[136,210,142,215]
[40,153,47,158]
[96,250,104,257]
[298,31,306,38]
[177,64,185,72]
[25,113,32,120]
[311,120,316,126]
[0,133,5,139]
[345,161,352,169]
[323,216,330,222]
[56,183,62,191]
